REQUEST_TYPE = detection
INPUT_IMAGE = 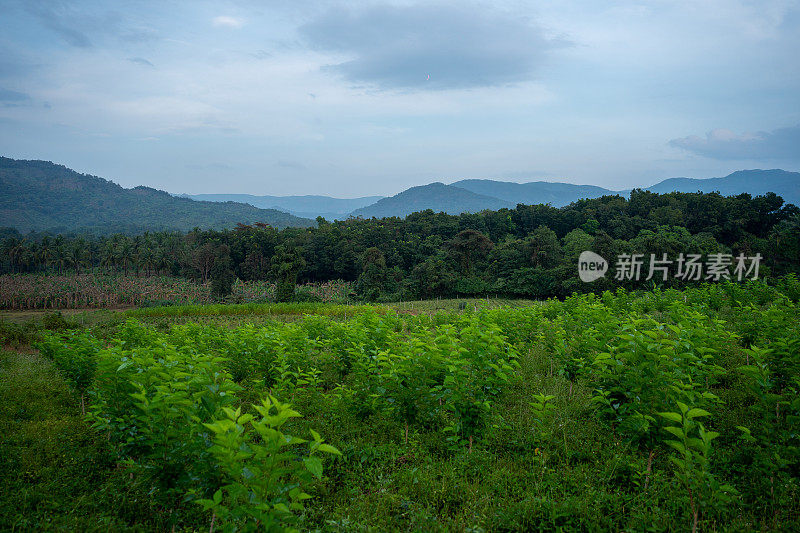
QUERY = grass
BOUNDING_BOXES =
[285,345,693,531]
[0,307,663,531]
[0,297,539,331]
[0,308,121,326]
[1,289,798,531]
[123,301,382,319]
[389,297,539,313]
[0,349,174,531]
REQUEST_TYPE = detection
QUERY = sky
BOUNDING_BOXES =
[0,0,798,197]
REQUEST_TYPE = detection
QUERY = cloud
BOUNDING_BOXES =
[119,27,160,43]
[299,4,558,90]
[186,162,234,172]
[0,87,30,103]
[25,1,92,47]
[275,159,307,170]
[669,125,800,160]
[128,57,155,67]
[213,16,245,29]
[0,44,38,78]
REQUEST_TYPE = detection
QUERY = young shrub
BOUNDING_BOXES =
[659,402,738,532]
[197,396,341,532]
[36,331,99,414]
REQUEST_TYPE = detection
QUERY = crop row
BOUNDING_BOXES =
[36,280,800,530]
[0,273,353,309]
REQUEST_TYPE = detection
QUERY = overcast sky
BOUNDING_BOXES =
[0,0,798,197]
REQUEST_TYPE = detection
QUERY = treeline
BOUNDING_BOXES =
[2,190,799,301]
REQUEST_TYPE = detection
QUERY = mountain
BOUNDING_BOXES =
[183,193,384,220]
[645,169,800,206]
[0,157,313,234]
[350,182,514,218]
[347,170,798,218]
[453,179,616,208]
[5,156,797,235]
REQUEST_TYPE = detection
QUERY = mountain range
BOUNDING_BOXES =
[0,157,312,234]
[349,169,799,219]
[645,169,800,198]
[2,156,798,234]
[185,170,800,220]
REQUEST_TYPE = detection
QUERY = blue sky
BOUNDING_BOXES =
[0,0,798,196]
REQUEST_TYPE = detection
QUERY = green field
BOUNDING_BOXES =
[1,280,799,531]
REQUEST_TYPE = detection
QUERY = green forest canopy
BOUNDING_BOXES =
[2,189,799,300]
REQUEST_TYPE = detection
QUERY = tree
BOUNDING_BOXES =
[270,245,306,302]
[117,238,135,276]
[355,247,389,301]
[525,226,562,269]
[67,239,88,275]
[406,253,455,300]
[446,229,494,274]
[240,248,270,281]
[211,246,235,298]
[192,242,217,284]
[38,236,53,271]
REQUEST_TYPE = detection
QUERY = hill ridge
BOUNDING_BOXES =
[0,157,313,234]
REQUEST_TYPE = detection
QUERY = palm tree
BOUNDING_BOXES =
[7,239,27,274]
[117,238,134,276]
[100,240,116,273]
[87,239,100,271]
[54,244,70,274]
[68,239,88,275]
[139,246,155,277]
[39,236,54,272]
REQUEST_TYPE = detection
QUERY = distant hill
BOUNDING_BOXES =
[350,182,514,218]
[645,169,800,205]
[453,179,616,208]
[0,157,313,234]
[347,170,798,217]
[5,155,798,235]
[183,193,383,220]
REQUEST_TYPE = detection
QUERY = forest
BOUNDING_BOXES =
[2,189,799,304]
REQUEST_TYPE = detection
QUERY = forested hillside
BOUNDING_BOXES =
[184,193,383,220]
[3,189,798,302]
[350,182,514,218]
[646,169,800,204]
[452,179,615,207]
[0,158,313,234]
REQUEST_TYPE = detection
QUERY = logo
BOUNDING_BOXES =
[576,251,761,283]
[578,251,608,282]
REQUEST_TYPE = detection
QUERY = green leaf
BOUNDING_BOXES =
[668,456,685,469]
[686,408,711,419]
[316,443,341,455]
[666,440,686,454]
[304,456,323,479]
[658,412,683,423]
[196,499,216,511]
[664,426,685,439]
